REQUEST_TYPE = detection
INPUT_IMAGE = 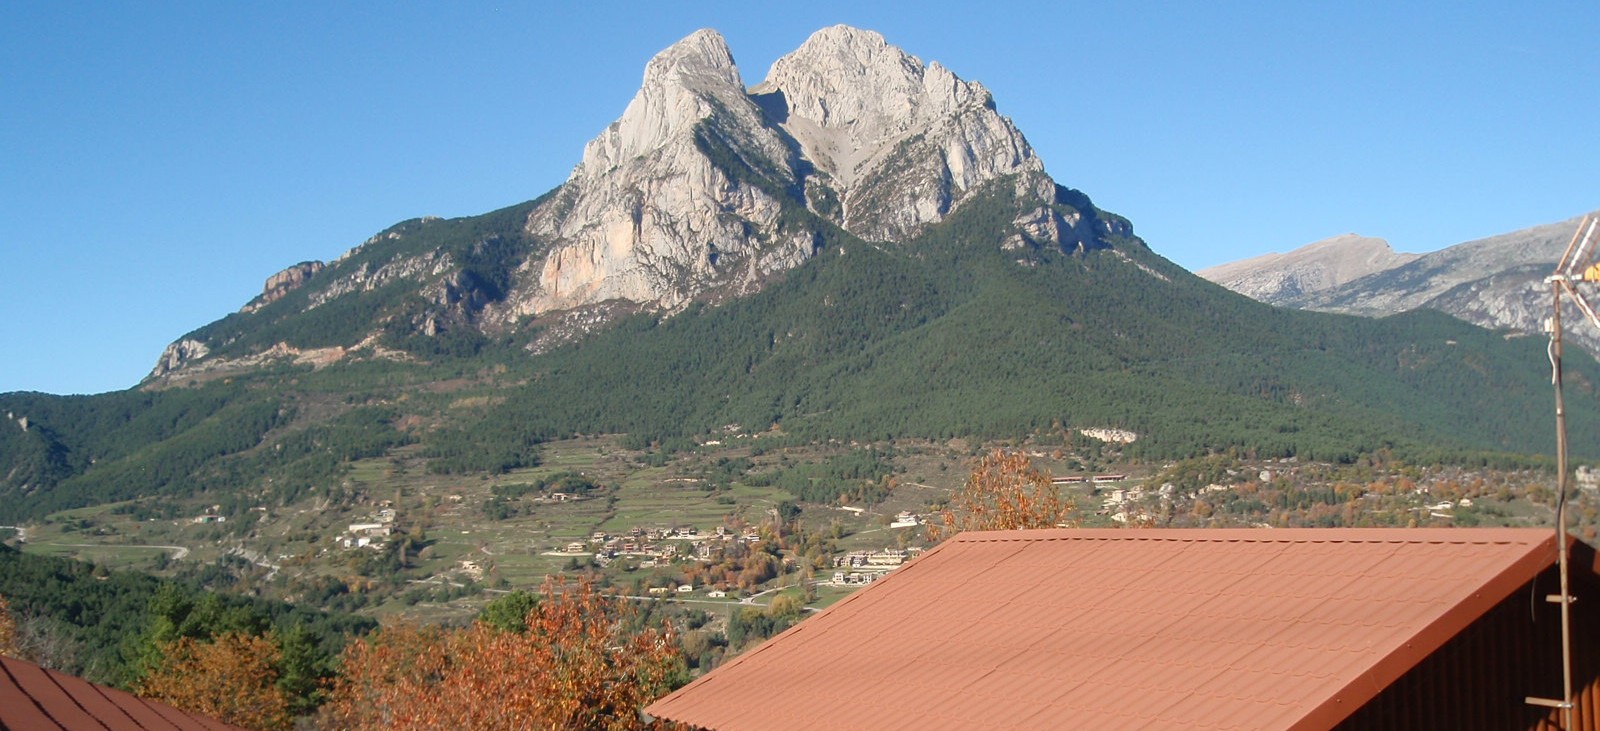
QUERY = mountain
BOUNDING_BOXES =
[1197,234,1420,306]
[1200,215,1600,353]
[151,26,1092,380]
[4,26,1599,523]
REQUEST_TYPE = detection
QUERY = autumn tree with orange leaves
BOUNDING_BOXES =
[933,449,1075,539]
[323,576,684,731]
[0,595,19,658]
[136,631,293,731]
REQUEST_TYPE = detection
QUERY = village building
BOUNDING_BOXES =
[889,511,920,528]
[834,548,910,569]
[648,528,1600,730]
[340,522,393,550]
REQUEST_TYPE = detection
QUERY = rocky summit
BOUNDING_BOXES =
[510,25,1056,319]
[151,25,1091,379]
[754,25,1047,241]
[514,29,807,318]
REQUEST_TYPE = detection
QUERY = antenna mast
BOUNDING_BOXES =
[1528,214,1599,729]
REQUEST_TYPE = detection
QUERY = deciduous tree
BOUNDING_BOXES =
[324,577,683,730]
[135,631,293,731]
[0,595,19,657]
[933,449,1074,538]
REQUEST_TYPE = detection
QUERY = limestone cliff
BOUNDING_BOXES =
[508,29,813,320]
[755,25,1049,242]
[504,24,1065,320]
[149,338,210,379]
[242,261,326,313]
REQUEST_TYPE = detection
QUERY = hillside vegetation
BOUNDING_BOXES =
[2,182,1596,522]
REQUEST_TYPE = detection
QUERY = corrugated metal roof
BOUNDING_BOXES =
[647,528,1567,731]
[0,654,244,730]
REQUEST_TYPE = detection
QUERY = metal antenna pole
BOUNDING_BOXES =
[1529,216,1593,729]
[1552,280,1576,731]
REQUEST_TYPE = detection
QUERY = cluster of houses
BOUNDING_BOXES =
[643,584,733,598]
[824,548,927,584]
[561,524,774,567]
[829,572,880,586]
[1425,497,1476,519]
[338,506,397,549]
[550,523,927,593]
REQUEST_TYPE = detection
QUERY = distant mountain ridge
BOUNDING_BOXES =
[1200,215,1600,353]
[1197,234,1420,306]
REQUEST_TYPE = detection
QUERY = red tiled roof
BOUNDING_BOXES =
[647,528,1568,731]
[0,654,244,730]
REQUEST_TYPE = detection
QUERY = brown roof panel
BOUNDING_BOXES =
[0,655,245,730]
[648,528,1563,731]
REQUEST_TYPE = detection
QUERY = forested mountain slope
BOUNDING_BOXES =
[3,26,1593,523]
[3,182,1593,522]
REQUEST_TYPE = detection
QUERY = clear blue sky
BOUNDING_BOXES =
[3,1,1596,395]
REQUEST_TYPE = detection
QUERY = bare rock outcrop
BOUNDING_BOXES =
[149,338,210,379]
[756,25,1048,242]
[501,25,1064,321]
[243,261,325,313]
[510,29,814,320]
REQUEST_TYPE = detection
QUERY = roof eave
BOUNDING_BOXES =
[1288,530,1565,730]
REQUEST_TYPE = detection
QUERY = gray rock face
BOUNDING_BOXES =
[150,338,210,379]
[509,29,813,320]
[1202,215,1600,353]
[756,25,1048,242]
[243,261,326,313]
[505,25,1059,320]
[1305,219,1583,317]
[312,249,454,308]
[1197,234,1419,307]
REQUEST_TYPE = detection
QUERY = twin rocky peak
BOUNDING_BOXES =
[158,26,1095,378]
[526,25,1056,316]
